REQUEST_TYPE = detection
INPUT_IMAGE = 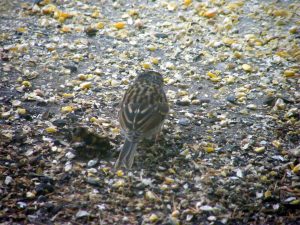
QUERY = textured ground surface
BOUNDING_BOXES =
[1,0,300,224]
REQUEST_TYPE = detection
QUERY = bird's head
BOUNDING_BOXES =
[136,71,164,85]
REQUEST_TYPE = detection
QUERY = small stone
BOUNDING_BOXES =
[273,98,285,110]
[199,205,214,211]
[242,64,252,72]
[191,99,201,105]
[246,104,257,110]
[176,99,190,106]
[113,179,125,188]
[164,177,175,184]
[17,108,27,115]
[151,57,159,65]
[87,159,98,167]
[145,191,157,201]
[254,146,265,153]
[165,62,175,70]
[213,41,223,48]
[167,216,180,225]
[167,2,177,11]
[86,177,101,186]
[147,45,157,51]
[236,169,243,178]
[76,210,90,218]
[5,176,13,185]
[17,202,27,209]
[272,140,281,148]
[178,118,190,126]
[289,146,300,157]
[186,214,193,221]
[64,162,72,172]
[110,80,120,87]
[65,152,76,159]
[263,96,276,106]
[26,191,36,199]
[80,82,92,90]
[36,182,55,195]
[208,216,216,221]
[12,100,22,107]
[149,213,159,223]
[134,19,144,29]
[289,26,299,34]
[1,111,11,118]
[226,96,237,104]
[84,27,98,37]
[171,210,180,218]
[53,119,67,127]
[177,90,188,96]
[224,75,235,84]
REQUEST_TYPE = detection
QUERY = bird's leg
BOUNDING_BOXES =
[154,123,164,145]
[154,132,161,144]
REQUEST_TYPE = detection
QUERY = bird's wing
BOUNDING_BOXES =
[119,102,167,132]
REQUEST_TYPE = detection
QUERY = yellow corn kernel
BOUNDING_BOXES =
[113,22,125,29]
[46,127,57,133]
[61,106,74,113]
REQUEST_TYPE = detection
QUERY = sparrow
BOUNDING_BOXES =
[115,71,169,169]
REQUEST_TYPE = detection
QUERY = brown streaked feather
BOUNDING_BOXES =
[119,83,168,136]
[116,71,169,168]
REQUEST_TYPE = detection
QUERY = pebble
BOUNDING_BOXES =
[254,146,265,153]
[64,162,72,172]
[175,99,190,106]
[246,104,257,110]
[178,118,190,126]
[17,202,27,209]
[86,177,101,186]
[65,152,76,159]
[87,159,98,167]
[5,176,13,185]
[263,96,276,106]
[35,183,55,195]
[226,95,237,104]
[155,33,168,39]
[12,100,22,107]
[149,213,159,222]
[208,216,217,221]
[145,191,157,201]
[289,146,300,157]
[52,119,67,127]
[273,98,286,110]
[76,210,90,218]
[199,205,214,211]
[26,191,36,199]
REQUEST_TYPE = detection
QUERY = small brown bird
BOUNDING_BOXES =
[115,71,169,169]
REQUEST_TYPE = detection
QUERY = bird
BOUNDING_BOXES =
[115,71,169,169]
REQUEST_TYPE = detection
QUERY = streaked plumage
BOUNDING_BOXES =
[115,71,169,169]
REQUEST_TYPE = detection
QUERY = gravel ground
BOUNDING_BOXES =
[1,0,300,224]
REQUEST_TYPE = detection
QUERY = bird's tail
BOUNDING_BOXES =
[114,139,138,169]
